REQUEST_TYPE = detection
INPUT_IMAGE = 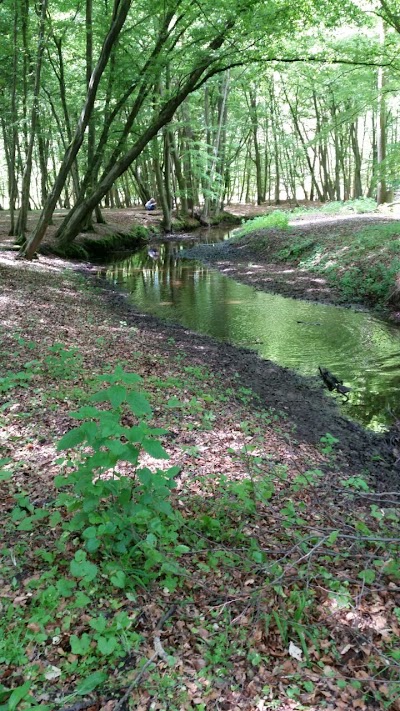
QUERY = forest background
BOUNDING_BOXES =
[1,0,400,256]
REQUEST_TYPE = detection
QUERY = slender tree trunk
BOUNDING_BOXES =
[169,129,188,213]
[82,0,96,231]
[22,0,132,258]
[17,0,48,241]
[153,136,171,231]
[248,87,263,205]
[8,2,19,234]
[376,20,389,204]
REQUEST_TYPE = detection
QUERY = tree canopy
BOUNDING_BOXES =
[0,0,400,255]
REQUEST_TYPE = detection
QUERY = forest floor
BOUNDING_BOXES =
[1,208,400,710]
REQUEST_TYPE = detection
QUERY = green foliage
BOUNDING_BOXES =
[333,261,400,304]
[0,368,33,393]
[44,343,83,379]
[55,366,183,587]
[319,198,377,215]
[277,237,316,262]
[235,211,289,238]
[271,221,400,307]
[319,432,339,455]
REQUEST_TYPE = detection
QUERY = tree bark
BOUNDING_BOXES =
[16,0,48,240]
[22,0,132,258]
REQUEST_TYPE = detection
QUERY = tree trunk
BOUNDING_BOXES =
[22,0,132,258]
[248,87,263,205]
[376,20,389,204]
[16,0,48,241]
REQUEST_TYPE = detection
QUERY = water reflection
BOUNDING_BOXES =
[106,234,400,431]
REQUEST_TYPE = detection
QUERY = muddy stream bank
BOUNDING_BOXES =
[82,226,400,490]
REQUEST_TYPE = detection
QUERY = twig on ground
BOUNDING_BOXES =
[58,698,101,711]
[113,605,177,711]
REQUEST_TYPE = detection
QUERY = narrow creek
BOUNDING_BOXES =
[105,228,400,431]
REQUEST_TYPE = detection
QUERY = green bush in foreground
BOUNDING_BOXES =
[55,365,183,589]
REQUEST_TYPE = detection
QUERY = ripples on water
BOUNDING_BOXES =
[105,233,400,431]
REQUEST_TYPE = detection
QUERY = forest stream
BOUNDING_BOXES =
[104,228,400,432]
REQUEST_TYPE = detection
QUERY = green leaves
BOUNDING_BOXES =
[70,550,98,582]
[57,425,87,451]
[126,391,153,416]
[54,367,182,597]
[75,671,107,695]
[142,438,169,459]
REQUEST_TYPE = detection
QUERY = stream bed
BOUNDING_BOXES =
[105,230,400,431]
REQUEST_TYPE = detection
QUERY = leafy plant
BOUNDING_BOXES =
[54,366,183,588]
[235,210,289,238]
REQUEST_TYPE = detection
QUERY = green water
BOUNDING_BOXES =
[106,236,400,431]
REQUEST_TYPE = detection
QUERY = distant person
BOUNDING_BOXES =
[145,198,156,211]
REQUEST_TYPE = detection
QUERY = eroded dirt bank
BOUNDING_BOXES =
[183,214,397,308]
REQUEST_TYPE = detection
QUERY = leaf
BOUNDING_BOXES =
[358,569,376,584]
[70,552,98,581]
[167,397,184,408]
[86,537,101,553]
[97,635,118,656]
[70,406,104,419]
[327,530,340,545]
[126,391,152,417]
[74,592,91,608]
[57,427,86,451]
[7,682,31,710]
[89,616,107,633]
[75,671,107,695]
[91,385,126,407]
[142,438,169,459]
[70,559,98,581]
[110,570,126,588]
[70,633,92,656]
[288,641,303,661]
[0,466,12,482]
[56,578,76,597]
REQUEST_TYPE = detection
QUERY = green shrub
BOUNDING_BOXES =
[320,198,377,215]
[277,238,317,262]
[55,366,183,589]
[235,210,289,237]
[335,262,400,303]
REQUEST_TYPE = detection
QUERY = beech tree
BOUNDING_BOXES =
[18,0,364,258]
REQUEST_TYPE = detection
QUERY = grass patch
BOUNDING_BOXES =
[269,222,400,308]
[234,210,289,238]
[290,198,378,216]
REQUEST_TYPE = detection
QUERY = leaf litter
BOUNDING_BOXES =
[0,249,399,710]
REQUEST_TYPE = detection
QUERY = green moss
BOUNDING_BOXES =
[79,225,149,257]
[209,211,241,226]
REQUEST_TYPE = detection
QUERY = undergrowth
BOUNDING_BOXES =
[275,222,400,307]
[235,210,289,238]
[1,339,399,709]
